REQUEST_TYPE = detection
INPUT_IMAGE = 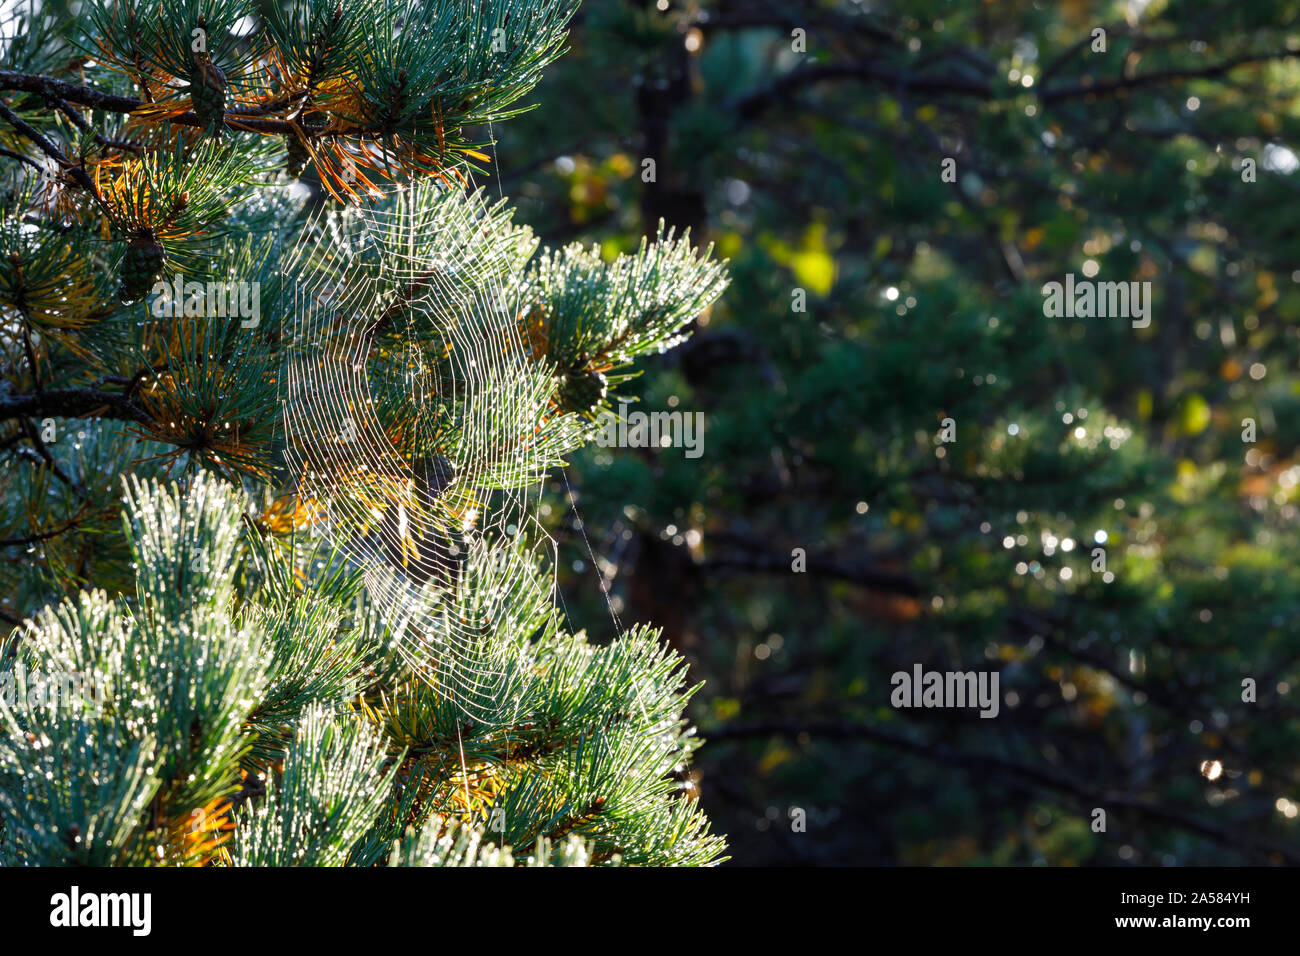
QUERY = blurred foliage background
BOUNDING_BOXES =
[485,0,1300,865]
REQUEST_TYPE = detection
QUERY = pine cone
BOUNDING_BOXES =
[559,361,608,416]
[285,135,310,178]
[118,234,166,303]
[189,56,228,135]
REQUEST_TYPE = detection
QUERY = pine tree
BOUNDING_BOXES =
[0,0,728,866]
[500,1,1300,865]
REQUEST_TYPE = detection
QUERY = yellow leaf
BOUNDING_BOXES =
[1179,394,1211,435]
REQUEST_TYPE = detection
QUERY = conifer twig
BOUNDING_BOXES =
[0,387,151,425]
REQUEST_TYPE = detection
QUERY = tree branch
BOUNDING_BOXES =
[1040,48,1300,103]
[0,388,150,425]
[699,548,921,596]
[0,71,300,135]
[728,61,992,121]
[0,99,109,215]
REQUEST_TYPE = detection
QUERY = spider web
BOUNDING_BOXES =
[279,171,619,721]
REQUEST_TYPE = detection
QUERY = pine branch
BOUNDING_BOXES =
[0,515,86,548]
[0,71,144,113]
[0,100,110,215]
[0,388,151,425]
[0,71,302,135]
[17,418,83,495]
